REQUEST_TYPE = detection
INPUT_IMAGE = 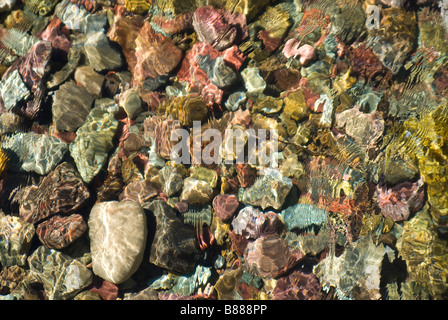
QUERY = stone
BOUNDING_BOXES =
[336,107,385,149]
[212,194,239,222]
[0,147,9,179]
[69,102,119,183]
[133,21,183,83]
[190,166,219,189]
[377,178,425,222]
[242,168,293,210]
[147,200,202,274]
[28,246,93,300]
[365,7,417,74]
[0,265,27,294]
[84,31,123,72]
[74,66,105,98]
[15,162,90,224]
[88,201,147,284]
[0,212,35,267]
[0,28,39,57]
[118,179,159,204]
[73,290,102,300]
[272,270,323,300]
[0,0,15,12]
[245,234,304,279]
[231,206,282,240]
[283,42,317,66]
[225,91,247,111]
[0,70,30,112]
[158,166,184,197]
[40,17,72,59]
[1,40,51,119]
[197,55,237,89]
[36,214,87,250]
[314,236,395,300]
[180,178,214,205]
[192,6,248,51]
[88,276,119,300]
[157,95,208,127]
[177,41,245,105]
[1,132,68,175]
[52,80,95,132]
[280,204,328,233]
[241,67,266,94]
[119,89,142,120]
[55,0,108,33]
[144,115,182,160]
[397,208,448,299]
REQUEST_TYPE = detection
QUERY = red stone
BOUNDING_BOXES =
[36,214,87,250]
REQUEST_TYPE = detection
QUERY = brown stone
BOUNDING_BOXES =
[36,214,87,250]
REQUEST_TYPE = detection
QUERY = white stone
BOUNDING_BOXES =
[88,201,147,284]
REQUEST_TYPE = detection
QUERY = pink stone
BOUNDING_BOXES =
[376,178,425,221]
[283,40,317,66]
[177,42,245,105]
[213,194,239,222]
[192,6,248,51]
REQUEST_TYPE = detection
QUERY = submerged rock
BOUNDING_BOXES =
[84,31,123,72]
[1,132,68,175]
[28,246,93,300]
[147,200,201,274]
[0,212,35,267]
[69,101,118,183]
[88,201,147,284]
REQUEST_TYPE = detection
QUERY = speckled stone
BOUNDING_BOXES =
[88,201,147,284]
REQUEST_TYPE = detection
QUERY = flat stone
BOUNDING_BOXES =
[180,178,214,205]
[88,201,147,284]
[119,89,142,119]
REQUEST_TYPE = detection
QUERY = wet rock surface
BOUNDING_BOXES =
[0,0,448,302]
